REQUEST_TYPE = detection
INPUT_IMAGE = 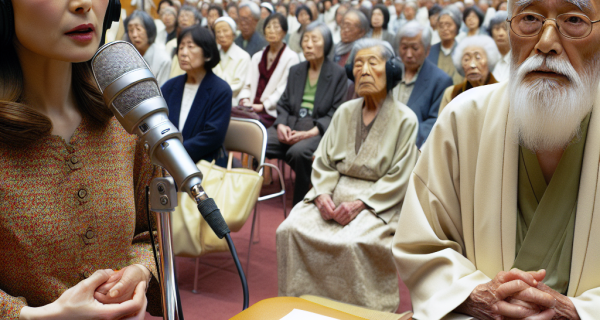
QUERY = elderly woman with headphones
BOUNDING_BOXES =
[276,39,419,312]
[0,1,159,319]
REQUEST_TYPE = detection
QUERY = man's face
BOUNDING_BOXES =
[353,47,388,97]
[336,7,348,25]
[404,6,416,20]
[227,6,239,21]
[341,13,365,43]
[429,13,439,28]
[238,7,258,38]
[491,22,509,53]
[399,33,428,72]
[438,14,457,40]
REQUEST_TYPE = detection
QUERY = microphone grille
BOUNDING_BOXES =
[92,42,148,91]
[113,80,162,116]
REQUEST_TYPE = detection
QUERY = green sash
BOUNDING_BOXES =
[514,114,590,294]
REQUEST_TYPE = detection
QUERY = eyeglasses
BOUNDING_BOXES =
[507,12,600,39]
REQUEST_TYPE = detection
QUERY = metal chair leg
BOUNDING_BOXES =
[192,257,200,294]
[246,204,259,274]
[283,189,287,218]
[253,204,261,244]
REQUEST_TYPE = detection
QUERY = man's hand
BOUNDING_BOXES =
[532,282,580,320]
[315,194,336,220]
[288,127,319,145]
[277,124,293,144]
[94,264,151,304]
[455,269,548,320]
[331,200,366,226]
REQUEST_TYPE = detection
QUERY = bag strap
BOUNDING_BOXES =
[227,152,234,170]
[203,160,217,180]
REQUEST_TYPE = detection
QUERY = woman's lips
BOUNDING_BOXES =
[65,24,95,43]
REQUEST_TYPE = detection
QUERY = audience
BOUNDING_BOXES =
[125,10,172,86]
[159,6,179,44]
[267,22,348,205]
[456,5,485,41]
[427,7,464,84]
[207,5,224,32]
[333,9,369,67]
[367,4,395,48]
[331,4,350,44]
[389,0,406,33]
[428,4,442,44]
[167,5,203,78]
[162,26,232,166]
[238,13,300,128]
[288,5,314,54]
[393,21,452,147]
[235,2,269,57]
[277,39,418,312]
[439,35,499,113]
[489,10,510,82]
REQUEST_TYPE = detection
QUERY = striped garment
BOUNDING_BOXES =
[0,116,162,319]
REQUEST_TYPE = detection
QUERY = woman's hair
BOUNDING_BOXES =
[295,5,314,23]
[428,4,442,17]
[371,4,390,30]
[438,7,462,36]
[463,6,484,27]
[157,0,175,14]
[208,5,224,18]
[302,21,334,56]
[277,3,289,16]
[452,35,500,76]
[226,3,238,13]
[180,5,203,24]
[488,10,508,36]
[125,10,158,45]
[0,46,110,148]
[263,13,289,34]
[177,25,221,70]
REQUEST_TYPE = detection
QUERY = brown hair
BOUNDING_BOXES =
[0,42,112,148]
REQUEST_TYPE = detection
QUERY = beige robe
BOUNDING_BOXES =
[392,82,600,320]
[277,97,419,312]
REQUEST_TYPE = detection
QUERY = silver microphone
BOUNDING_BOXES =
[90,41,205,201]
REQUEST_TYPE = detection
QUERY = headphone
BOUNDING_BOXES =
[345,57,404,93]
[0,0,122,47]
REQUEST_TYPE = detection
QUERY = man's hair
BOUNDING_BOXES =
[180,5,202,24]
[395,20,432,53]
[239,2,262,21]
[302,21,334,56]
[452,35,500,76]
[488,10,508,36]
[125,10,158,45]
[344,9,370,34]
[405,1,418,11]
[438,7,462,35]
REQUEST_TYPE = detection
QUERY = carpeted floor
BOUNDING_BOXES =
[145,165,412,320]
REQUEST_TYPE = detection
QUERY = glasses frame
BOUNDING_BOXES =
[506,12,600,39]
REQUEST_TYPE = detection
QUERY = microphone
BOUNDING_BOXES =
[90,41,229,239]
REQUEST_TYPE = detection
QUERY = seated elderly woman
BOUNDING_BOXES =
[367,4,395,49]
[277,39,419,312]
[125,10,172,86]
[212,17,252,105]
[288,5,314,54]
[266,22,348,206]
[238,13,300,128]
[438,35,499,114]
[161,25,232,167]
[333,9,369,67]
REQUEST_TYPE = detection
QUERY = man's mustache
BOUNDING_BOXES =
[517,54,578,83]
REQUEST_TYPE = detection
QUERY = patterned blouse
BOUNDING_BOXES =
[0,117,161,319]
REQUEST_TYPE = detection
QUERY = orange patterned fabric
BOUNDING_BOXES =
[0,117,161,319]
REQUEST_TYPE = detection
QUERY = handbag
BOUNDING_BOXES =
[172,153,264,257]
[231,105,260,120]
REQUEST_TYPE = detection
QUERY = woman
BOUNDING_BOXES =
[158,6,178,44]
[277,39,418,312]
[206,4,224,33]
[0,0,159,318]
[161,25,232,166]
[456,6,486,42]
[226,3,240,29]
[125,10,172,86]
[426,8,464,84]
[266,22,348,205]
[367,4,395,49]
[439,35,500,114]
[213,17,252,105]
[238,13,300,128]
[287,5,313,54]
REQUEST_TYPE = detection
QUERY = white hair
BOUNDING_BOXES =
[452,35,500,76]
[508,0,591,15]
[349,38,395,67]
[405,1,418,11]
[508,52,600,151]
[396,20,432,52]
[239,2,261,20]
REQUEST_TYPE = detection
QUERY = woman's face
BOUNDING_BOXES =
[264,19,286,44]
[461,46,489,85]
[227,7,239,22]
[371,9,384,29]
[297,10,311,26]
[178,34,206,72]
[465,11,480,31]
[438,15,457,41]
[207,9,221,27]
[12,0,108,63]
[261,7,271,20]
[214,21,235,49]
[302,29,325,61]
[162,12,177,29]
[353,47,387,97]
[127,17,150,54]
[178,10,197,29]
[404,6,416,21]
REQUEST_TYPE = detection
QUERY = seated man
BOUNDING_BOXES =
[393,0,600,319]
[277,39,419,312]
[392,20,453,147]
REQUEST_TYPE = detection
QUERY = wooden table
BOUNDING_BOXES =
[231,297,369,320]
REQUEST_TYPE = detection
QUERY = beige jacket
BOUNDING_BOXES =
[392,82,600,320]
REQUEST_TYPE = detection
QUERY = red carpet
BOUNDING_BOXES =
[145,165,412,319]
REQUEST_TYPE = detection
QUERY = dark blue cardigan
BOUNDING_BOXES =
[161,70,232,166]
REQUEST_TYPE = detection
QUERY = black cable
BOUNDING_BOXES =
[225,233,250,310]
[146,186,161,284]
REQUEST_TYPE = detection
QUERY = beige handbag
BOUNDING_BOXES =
[172,153,263,257]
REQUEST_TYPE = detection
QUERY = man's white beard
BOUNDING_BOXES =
[508,54,599,151]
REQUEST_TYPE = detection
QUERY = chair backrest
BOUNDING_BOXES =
[224,117,267,168]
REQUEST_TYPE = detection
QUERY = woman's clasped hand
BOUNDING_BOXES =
[19,267,150,320]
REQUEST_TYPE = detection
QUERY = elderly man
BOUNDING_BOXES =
[393,0,600,319]
[489,10,511,81]
[277,39,418,312]
[333,9,369,66]
[427,7,464,84]
[235,2,269,57]
[393,21,452,147]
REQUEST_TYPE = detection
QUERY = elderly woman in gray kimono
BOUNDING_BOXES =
[276,39,419,312]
